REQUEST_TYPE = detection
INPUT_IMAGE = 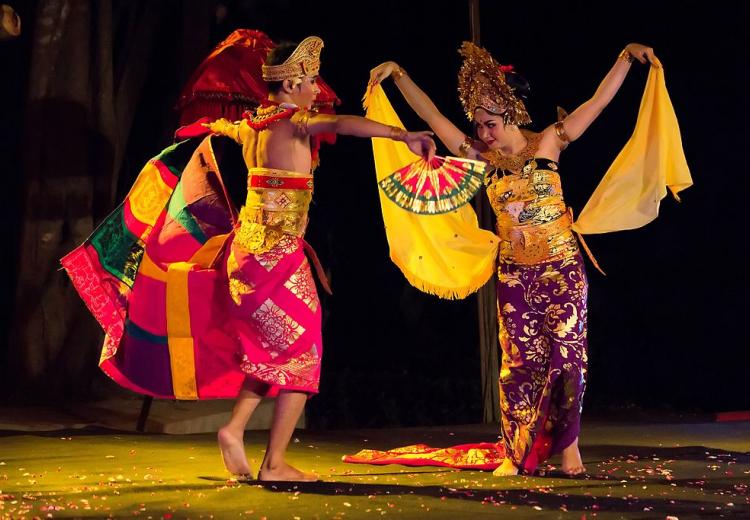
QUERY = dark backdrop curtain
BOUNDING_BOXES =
[4,0,214,400]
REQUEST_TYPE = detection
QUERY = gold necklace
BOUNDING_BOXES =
[481,130,541,174]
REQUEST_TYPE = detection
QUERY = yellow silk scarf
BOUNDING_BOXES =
[366,62,690,298]
[364,84,498,299]
[572,60,693,234]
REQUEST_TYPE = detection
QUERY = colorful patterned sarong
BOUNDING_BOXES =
[227,234,322,396]
[62,136,323,399]
[224,166,322,396]
[62,136,243,399]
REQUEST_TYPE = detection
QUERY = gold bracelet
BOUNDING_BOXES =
[389,125,406,141]
[618,48,634,63]
[392,66,406,80]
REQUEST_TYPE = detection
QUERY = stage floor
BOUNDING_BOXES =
[1,419,749,519]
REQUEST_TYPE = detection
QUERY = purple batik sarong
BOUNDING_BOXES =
[496,253,588,474]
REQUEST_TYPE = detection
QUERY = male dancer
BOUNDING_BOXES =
[63,35,435,482]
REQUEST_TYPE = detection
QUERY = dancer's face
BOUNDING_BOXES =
[290,75,321,109]
[473,108,505,149]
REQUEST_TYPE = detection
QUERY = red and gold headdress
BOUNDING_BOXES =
[457,41,531,126]
[261,36,324,82]
[176,30,338,129]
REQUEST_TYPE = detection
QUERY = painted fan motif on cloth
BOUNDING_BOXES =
[378,156,487,214]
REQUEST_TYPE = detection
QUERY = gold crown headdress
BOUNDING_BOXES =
[457,41,531,126]
[262,36,324,82]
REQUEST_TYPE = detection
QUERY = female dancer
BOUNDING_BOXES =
[369,41,657,476]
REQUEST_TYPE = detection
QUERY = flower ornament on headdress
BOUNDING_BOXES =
[262,36,324,82]
[457,41,531,126]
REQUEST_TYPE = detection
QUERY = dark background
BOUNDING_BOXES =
[1,0,748,428]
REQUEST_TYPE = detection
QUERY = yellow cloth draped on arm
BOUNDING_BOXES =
[572,61,692,234]
[366,62,690,297]
[364,84,498,299]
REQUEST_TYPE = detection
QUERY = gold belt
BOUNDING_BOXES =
[497,212,578,265]
[235,168,313,254]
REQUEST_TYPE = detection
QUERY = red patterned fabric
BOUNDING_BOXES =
[344,443,505,471]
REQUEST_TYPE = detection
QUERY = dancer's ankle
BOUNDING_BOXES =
[219,424,245,439]
[261,454,285,471]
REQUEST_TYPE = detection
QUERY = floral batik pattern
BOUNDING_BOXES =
[240,345,320,389]
[251,298,306,357]
[284,259,319,312]
[497,254,588,474]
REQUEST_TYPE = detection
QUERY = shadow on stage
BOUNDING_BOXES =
[213,475,749,518]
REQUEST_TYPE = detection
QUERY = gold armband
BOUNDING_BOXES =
[458,136,475,157]
[554,121,570,145]
[294,110,312,137]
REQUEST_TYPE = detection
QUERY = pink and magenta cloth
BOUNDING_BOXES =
[62,135,322,399]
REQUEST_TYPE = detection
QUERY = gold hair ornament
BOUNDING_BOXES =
[262,36,324,82]
[457,41,531,126]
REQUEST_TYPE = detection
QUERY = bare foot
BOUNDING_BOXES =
[217,427,252,477]
[561,438,586,476]
[258,461,318,482]
[492,458,518,476]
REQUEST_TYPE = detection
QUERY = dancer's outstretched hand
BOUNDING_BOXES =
[369,61,400,85]
[624,43,659,66]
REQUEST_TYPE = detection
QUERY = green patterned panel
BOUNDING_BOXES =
[90,206,144,287]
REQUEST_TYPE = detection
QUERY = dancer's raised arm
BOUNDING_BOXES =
[370,61,473,157]
[539,43,658,157]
